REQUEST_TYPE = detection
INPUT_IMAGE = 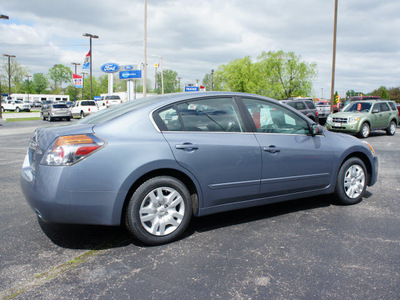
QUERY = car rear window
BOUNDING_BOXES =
[53,104,68,108]
[81,101,96,106]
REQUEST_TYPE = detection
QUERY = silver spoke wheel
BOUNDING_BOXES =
[362,124,370,138]
[343,164,365,199]
[139,186,185,236]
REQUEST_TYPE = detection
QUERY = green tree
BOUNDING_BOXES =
[155,69,179,94]
[48,64,72,92]
[31,73,49,94]
[1,57,30,93]
[256,50,317,99]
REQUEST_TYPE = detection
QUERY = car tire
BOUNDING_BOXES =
[80,111,84,118]
[386,120,396,136]
[358,122,370,138]
[41,114,46,121]
[16,107,20,112]
[334,157,367,205]
[125,176,192,245]
[48,116,52,122]
[66,117,71,121]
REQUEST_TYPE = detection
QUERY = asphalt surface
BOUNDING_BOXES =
[0,119,399,299]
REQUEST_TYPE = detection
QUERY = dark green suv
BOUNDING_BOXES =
[326,100,398,138]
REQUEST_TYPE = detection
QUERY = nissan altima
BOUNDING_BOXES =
[21,92,378,245]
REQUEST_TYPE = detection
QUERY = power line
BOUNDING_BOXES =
[0,41,142,48]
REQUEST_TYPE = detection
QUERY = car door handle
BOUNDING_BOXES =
[263,146,280,153]
[175,143,199,151]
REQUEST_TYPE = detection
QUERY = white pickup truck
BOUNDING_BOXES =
[316,101,332,121]
[71,100,99,118]
[1,100,31,112]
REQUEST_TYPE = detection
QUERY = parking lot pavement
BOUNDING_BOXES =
[0,121,399,299]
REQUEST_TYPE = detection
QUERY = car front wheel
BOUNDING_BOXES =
[358,122,370,138]
[125,176,192,245]
[335,157,367,205]
[386,120,396,136]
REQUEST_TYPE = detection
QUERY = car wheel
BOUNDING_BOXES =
[125,176,192,245]
[41,114,46,121]
[66,117,71,121]
[48,116,52,122]
[335,157,367,205]
[80,111,84,118]
[16,107,20,112]
[358,122,370,138]
[386,120,396,136]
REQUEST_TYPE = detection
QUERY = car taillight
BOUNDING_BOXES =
[41,134,105,166]
[316,110,318,116]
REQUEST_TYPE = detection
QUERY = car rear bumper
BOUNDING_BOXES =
[20,155,121,226]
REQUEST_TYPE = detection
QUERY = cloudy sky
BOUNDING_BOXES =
[1,0,399,98]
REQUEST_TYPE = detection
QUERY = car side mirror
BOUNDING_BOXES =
[311,124,324,136]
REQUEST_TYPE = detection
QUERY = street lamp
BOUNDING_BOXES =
[81,72,88,100]
[0,15,10,123]
[82,33,99,100]
[71,62,80,100]
[3,54,16,99]
[152,55,164,94]
[26,75,32,105]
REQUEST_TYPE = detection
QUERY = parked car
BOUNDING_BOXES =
[41,103,72,121]
[1,100,31,112]
[98,95,123,109]
[316,101,331,122]
[71,100,98,118]
[281,98,319,123]
[326,100,399,138]
[21,92,378,245]
[396,103,400,117]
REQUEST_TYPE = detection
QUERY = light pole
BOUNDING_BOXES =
[26,75,31,105]
[177,77,182,92]
[71,62,80,100]
[0,15,10,122]
[152,55,164,94]
[3,54,16,99]
[82,33,99,100]
[81,72,88,100]
[330,0,338,113]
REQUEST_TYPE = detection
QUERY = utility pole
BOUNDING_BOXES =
[330,0,338,113]
[71,62,80,100]
[26,75,32,104]
[0,15,9,123]
[3,54,16,99]
[177,77,182,92]
[211,69,214,91]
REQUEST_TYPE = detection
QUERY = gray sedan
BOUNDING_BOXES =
[41,103,72,121]
[21,92,378,245]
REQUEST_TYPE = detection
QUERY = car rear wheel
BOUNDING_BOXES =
[80,111,84,118]
[358,122,370,138]
[386,120,396,136]
[125,176,192,245]
[16,107,20,112]
[335,157,366,205]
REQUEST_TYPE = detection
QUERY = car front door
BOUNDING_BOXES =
[156,97,262,210]
[240,97,335,198]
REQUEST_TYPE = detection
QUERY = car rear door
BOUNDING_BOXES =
[240,97,335,198]
[156,96,262,209]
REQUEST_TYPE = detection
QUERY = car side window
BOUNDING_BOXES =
[305,101,316,109]
[388,102,396,110]
[158,107,182,131]
[296,102,306,110]
[158,98,245,132]
[372,103,380,112]
[241,98,310,135]
[176,98,245,132]
[380,103,390,112]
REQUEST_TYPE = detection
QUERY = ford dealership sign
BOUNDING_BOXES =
[100,63,120,73]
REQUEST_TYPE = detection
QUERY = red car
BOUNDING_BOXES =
[396,103,400,117]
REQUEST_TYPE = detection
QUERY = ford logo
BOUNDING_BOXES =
[100,63,120,73]
[124,65,134,70]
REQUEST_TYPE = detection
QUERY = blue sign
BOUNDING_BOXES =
[100,63,120,73]
[124,65,134,70]
[94,96,101,101]
[119,70,142,80]
[185,86,199,92]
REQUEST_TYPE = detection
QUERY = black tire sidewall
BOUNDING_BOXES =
[335,157,367,205]
[125,176,192,245]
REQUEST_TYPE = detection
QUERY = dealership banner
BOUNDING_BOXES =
[82,50,90,69]
[73,74,83,88]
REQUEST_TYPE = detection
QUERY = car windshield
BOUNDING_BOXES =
[343,102,372,112]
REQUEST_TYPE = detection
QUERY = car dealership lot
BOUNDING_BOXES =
[0,120,399,299]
